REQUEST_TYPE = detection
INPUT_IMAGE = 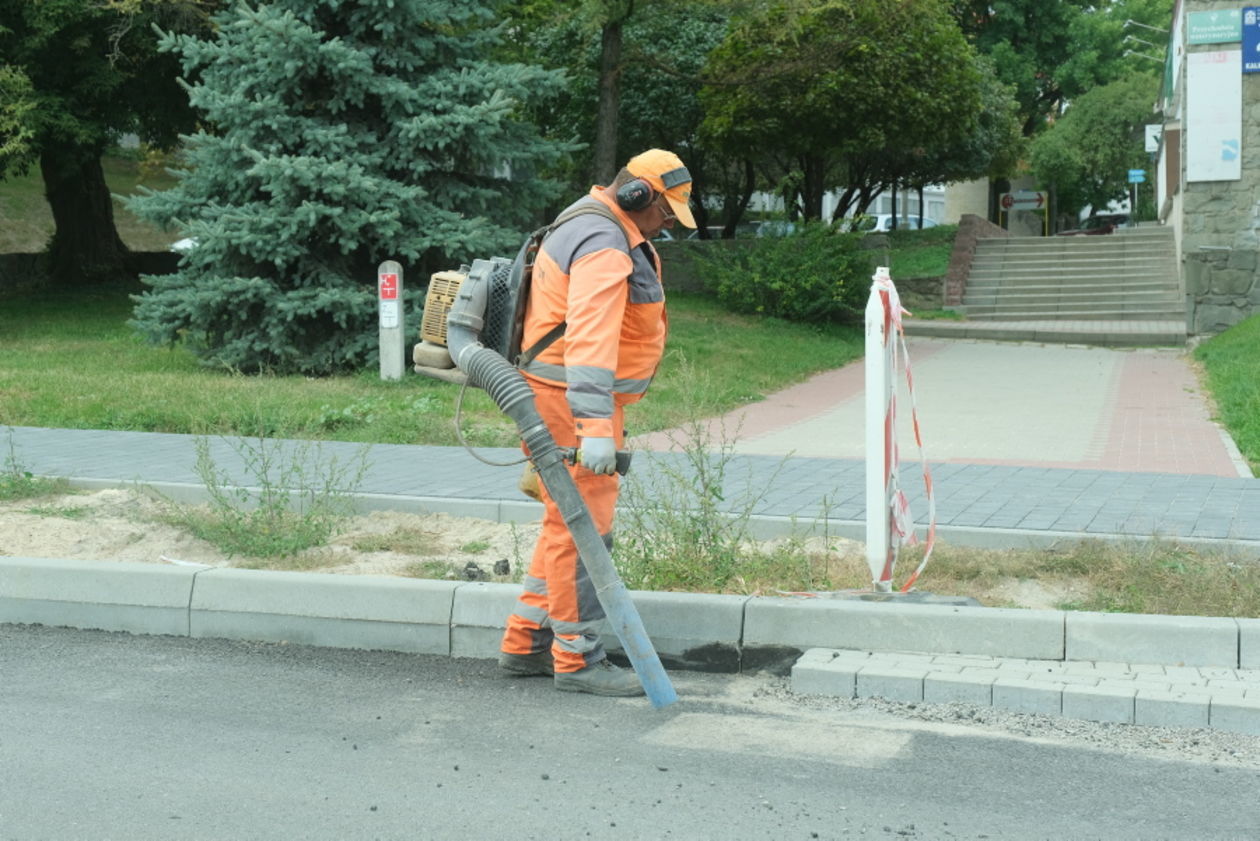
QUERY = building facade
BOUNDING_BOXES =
[1156,0,1260,334]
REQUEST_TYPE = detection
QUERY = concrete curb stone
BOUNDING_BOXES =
[190,568,458,655]
[7,556,1260,735]
[992,678,1064,716]
[1062,684,1135,724]
[599,590,749,673]
[1065,611,1239,667]
[1209,697,1260,735]
[450,581,520,660]
[923,671,995,705]
[1240,618,1260,669]
[0,556,196,637]
[1135,690,1212,729]
[743,596,1065,660]
[855,665,927,703]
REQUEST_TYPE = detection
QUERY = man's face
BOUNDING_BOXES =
[629,193,678,240]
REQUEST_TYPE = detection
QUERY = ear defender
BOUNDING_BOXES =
[616,179,654,212]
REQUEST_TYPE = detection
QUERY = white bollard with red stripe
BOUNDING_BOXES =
[865,267,896,592]
[864,266,937,593]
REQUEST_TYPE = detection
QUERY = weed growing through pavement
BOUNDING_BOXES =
[403,560,452,579]
[160,434,370,558]
[1049,538,1260,616]
[614,363,862,594]
[350,526,445,555]
[0,428,70,502]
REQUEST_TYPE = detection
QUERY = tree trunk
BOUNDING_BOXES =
[593,18,623,184]
[41,146,131,286]
[800,156,825,221]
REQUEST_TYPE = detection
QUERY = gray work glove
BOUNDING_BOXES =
[577,436,617,475]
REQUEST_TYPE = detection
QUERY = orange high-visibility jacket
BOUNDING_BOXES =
[519,188,668,440]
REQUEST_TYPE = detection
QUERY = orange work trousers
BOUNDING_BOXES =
[500,382,622,674]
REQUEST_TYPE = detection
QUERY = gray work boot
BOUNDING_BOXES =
[498,651,554,676]
[554,659,645,697]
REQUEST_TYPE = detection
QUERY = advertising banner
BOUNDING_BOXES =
[1186,50,1242,182]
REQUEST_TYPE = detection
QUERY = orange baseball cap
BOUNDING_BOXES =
[626,149,696,229]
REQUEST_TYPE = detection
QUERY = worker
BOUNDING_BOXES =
[498,149,696,695]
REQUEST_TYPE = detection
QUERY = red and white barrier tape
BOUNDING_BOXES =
[873,269,936,592]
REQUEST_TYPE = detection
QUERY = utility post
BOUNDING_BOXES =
[1127,168,1146,221]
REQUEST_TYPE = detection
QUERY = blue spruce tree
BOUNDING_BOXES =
[128,0,570,374]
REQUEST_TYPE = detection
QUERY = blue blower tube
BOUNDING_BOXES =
[446,263,678,709]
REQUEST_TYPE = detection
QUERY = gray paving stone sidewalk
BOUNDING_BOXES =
[792,648,1260,734]
[6,426,1260,551]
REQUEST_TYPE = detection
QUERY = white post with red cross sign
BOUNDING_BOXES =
[378,261,405,381]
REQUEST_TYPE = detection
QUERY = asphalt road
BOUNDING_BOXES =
[2,625,1258,841]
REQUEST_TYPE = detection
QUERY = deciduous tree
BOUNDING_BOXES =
[1029,71,1160,220]
[701,0,984,222]
[951,0,1173,137]
[0,0,211,284]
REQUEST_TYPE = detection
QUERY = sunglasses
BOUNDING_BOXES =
[656,196,677,223]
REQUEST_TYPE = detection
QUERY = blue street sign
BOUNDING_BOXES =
[1244,8,1260,73]
[1128,169,1147,183]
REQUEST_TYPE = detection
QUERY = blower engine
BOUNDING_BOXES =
[412,256,521,385]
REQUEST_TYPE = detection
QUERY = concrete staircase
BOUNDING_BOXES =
[963,226,1183,321]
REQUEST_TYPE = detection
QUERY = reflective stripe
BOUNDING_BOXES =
[521,365,650,395]
[552,618,604,638]
[569,392,611,420]
[524,365,653,400]
[567,374,613,419]
[521,574,548,596]
[567,364,614,390]
[660,165,691,189]
[614,376,651,395]
[552,629,603,656]
[512,601,551,627]
[521,359,566,383]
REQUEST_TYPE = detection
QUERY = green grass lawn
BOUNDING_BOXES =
[884,224,957,278]
[0,283,864,445]
[1194,314,1260,471]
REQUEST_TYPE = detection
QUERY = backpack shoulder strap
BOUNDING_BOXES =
[550,201,633,247]
[517,203,635,367]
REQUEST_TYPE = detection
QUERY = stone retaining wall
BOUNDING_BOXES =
[943,214,1008,306]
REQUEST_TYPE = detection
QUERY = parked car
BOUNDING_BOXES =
[755,220,799,237]
[862,214,939,232]
[1057,213,1128,236]
[687,222,774,239]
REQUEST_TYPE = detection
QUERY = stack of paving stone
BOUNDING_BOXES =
[792,648,1260,734]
